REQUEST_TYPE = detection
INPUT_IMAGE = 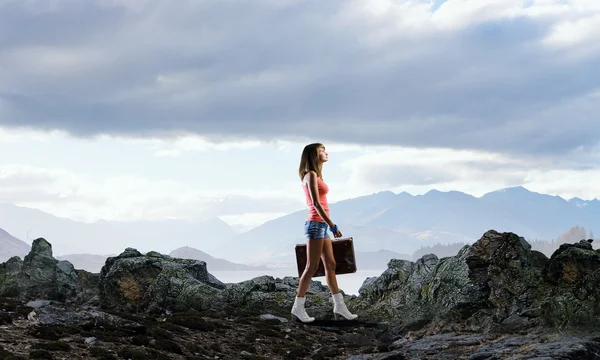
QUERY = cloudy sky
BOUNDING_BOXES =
[1,0,599,231]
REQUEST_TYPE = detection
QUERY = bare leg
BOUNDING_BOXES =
[320,237,339,294]
[320,237,358,320]
[296,238,324,297]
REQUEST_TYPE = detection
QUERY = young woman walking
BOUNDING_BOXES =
[291,143,358,323]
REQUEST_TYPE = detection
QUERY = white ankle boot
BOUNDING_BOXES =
[291,296,315,323]
[332,293,358,320]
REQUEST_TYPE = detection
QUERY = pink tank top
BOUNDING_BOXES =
[303,176,329,222]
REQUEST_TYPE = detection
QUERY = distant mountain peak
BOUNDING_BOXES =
[423,189,442,197]
[376,190,396,196]
[497,185,530,193]
[0,227,30,262]
[422,189,473,199]
[169,245,269,271]
[482,185,537,198]
[171,246,213,258]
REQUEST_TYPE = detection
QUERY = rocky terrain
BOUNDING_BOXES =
[1,230,600,359]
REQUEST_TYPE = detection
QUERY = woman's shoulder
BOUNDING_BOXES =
[302,171,319,184]
[303,170,317,179]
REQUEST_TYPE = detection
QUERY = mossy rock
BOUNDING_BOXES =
[152,338,183,354]
[0,310,12,325]
[27,325,81,341]
[150,327,174,340]
[156,321,186,334]
[116,348,150,360]
[167,311,219,332]
[32,341,71,352]
[131,334,151,346]
[29,349,53,359]
[0,298,34,319]
[88,347,117,360]
[0,345,27,360]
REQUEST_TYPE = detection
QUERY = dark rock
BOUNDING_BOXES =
[0,256,23,297]
[29,349,53,359]
[544,239,600,285]
[98,248,226,313]
[32,303,145,331]
[538,240,600,328]
[380,331,600,359]
[347,353,406,360]
[98,249,334,316]
[531,250,549,268]
[2,230,600,359]
[17,239,60,301]
[25,300,53,309]
[73,269,100,304]
[498,313,537,332]
[259,314,288,323]
[352,230,600,332]
[0,310,12,325]
[0,238,97,304]
[222,275,332,317]
[520,307,541,318]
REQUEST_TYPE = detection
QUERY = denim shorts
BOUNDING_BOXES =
[304,220,330,240]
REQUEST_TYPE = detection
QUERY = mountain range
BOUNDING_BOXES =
[1,186,598,266]
[0,227,29,262]
[209,186,599,262]
[0,202,236,256]
[53,246,272,273]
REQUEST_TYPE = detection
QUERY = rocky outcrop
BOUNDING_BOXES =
[98,247,335,316]
[352,230,600,333]
[1,239,338,317]
[99,248,226,313]
[2,229,600,359]
[540,238,600,327]
[0,256,22,297]
[0,238,98,304]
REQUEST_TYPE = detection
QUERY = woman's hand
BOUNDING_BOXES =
[333,229,343,238]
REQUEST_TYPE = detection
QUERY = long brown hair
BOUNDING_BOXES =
[298,143,324,181]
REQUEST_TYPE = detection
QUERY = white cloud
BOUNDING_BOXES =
[544,14,600,47]
[0,162,304,225]
[1,0,598,157]
[123,134,263,157]
[339,146,600,199]
[341,0,595,41]
[0,127,64,143]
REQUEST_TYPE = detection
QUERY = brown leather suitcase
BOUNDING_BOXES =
[295,237,357,277]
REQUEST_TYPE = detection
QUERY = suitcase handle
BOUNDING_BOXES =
[333,236,353,242]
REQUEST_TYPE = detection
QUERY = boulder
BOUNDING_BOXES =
[98,247,336,316]
[352,230,600,332]
[221,275,333,318]
[0,238,98,303]
[98,247,227,313]
[0,256,23,297]
[538,239,600,327]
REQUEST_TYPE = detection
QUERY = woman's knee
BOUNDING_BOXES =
[324,261,336,273]
[305,262,320,273]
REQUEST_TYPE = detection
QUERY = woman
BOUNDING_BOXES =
[291,142,358,323]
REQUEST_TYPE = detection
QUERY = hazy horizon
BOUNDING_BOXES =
[1,184,598,234]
